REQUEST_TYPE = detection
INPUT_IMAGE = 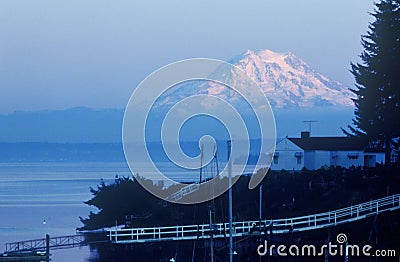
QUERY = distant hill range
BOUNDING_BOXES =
[0,106,354,146]
[0,49,355,145]
[0,142,125,162]
[0,107,124,143]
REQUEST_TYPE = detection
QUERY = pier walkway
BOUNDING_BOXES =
[4,194,400,254]
[5,235,85,254]
[109,194,400,244]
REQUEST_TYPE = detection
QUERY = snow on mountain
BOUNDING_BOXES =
[223,49,353,108]
[156,49,354,109]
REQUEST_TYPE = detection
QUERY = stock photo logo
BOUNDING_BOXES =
[257,233,397,258]
[122,59,276,204]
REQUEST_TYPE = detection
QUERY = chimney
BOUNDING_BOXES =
[301,131,310,139]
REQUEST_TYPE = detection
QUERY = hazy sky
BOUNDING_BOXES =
[0,0,374,113]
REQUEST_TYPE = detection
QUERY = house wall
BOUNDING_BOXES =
[364,154,376,167]
[375,153,385,165]
[271,138,304,171]
[304,150,364,170]
[304,151,314,170]
[331,150,364,168]
[364,152,385,167]
[304,150,331,170]
[313,151,331,169]
[273,137,380,170]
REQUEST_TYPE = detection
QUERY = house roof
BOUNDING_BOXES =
[288,137,367,151]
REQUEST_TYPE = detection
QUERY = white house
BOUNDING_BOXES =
[271,136,304,171]
[270,132,385,171]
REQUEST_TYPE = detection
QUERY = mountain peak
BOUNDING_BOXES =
[157,49,353,109]
[228,48,353,108]
[243,49,285,61]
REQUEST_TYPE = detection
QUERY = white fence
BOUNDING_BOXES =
[109,194,400,244]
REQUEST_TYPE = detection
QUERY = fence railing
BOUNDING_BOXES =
[109,194,400,244]
[5,234,85,253]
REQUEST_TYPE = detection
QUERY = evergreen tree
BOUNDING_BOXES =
[345,0,400,165]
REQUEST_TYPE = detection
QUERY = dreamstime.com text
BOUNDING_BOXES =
[257,233,396,258]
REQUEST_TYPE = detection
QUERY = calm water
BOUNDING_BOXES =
[0,161,258,261]
[0,162,132,261]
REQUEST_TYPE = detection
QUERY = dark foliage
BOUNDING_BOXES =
[79,166,400,231]
[344,0,400,164]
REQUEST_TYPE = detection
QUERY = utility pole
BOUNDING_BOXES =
[45,234,50,262]
[227,140,233,262]
[199,144,204,183]
[209,208,214,262]
[209,144,217,262]
[259,185,263,262]
[259,185,263,220]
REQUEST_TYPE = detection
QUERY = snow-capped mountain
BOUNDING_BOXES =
[156,49,353,109]
[222,49,353,108]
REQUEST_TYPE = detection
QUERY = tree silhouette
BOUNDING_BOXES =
[345,0,400,165]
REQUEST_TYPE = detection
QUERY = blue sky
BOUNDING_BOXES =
[0,0,374,113]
